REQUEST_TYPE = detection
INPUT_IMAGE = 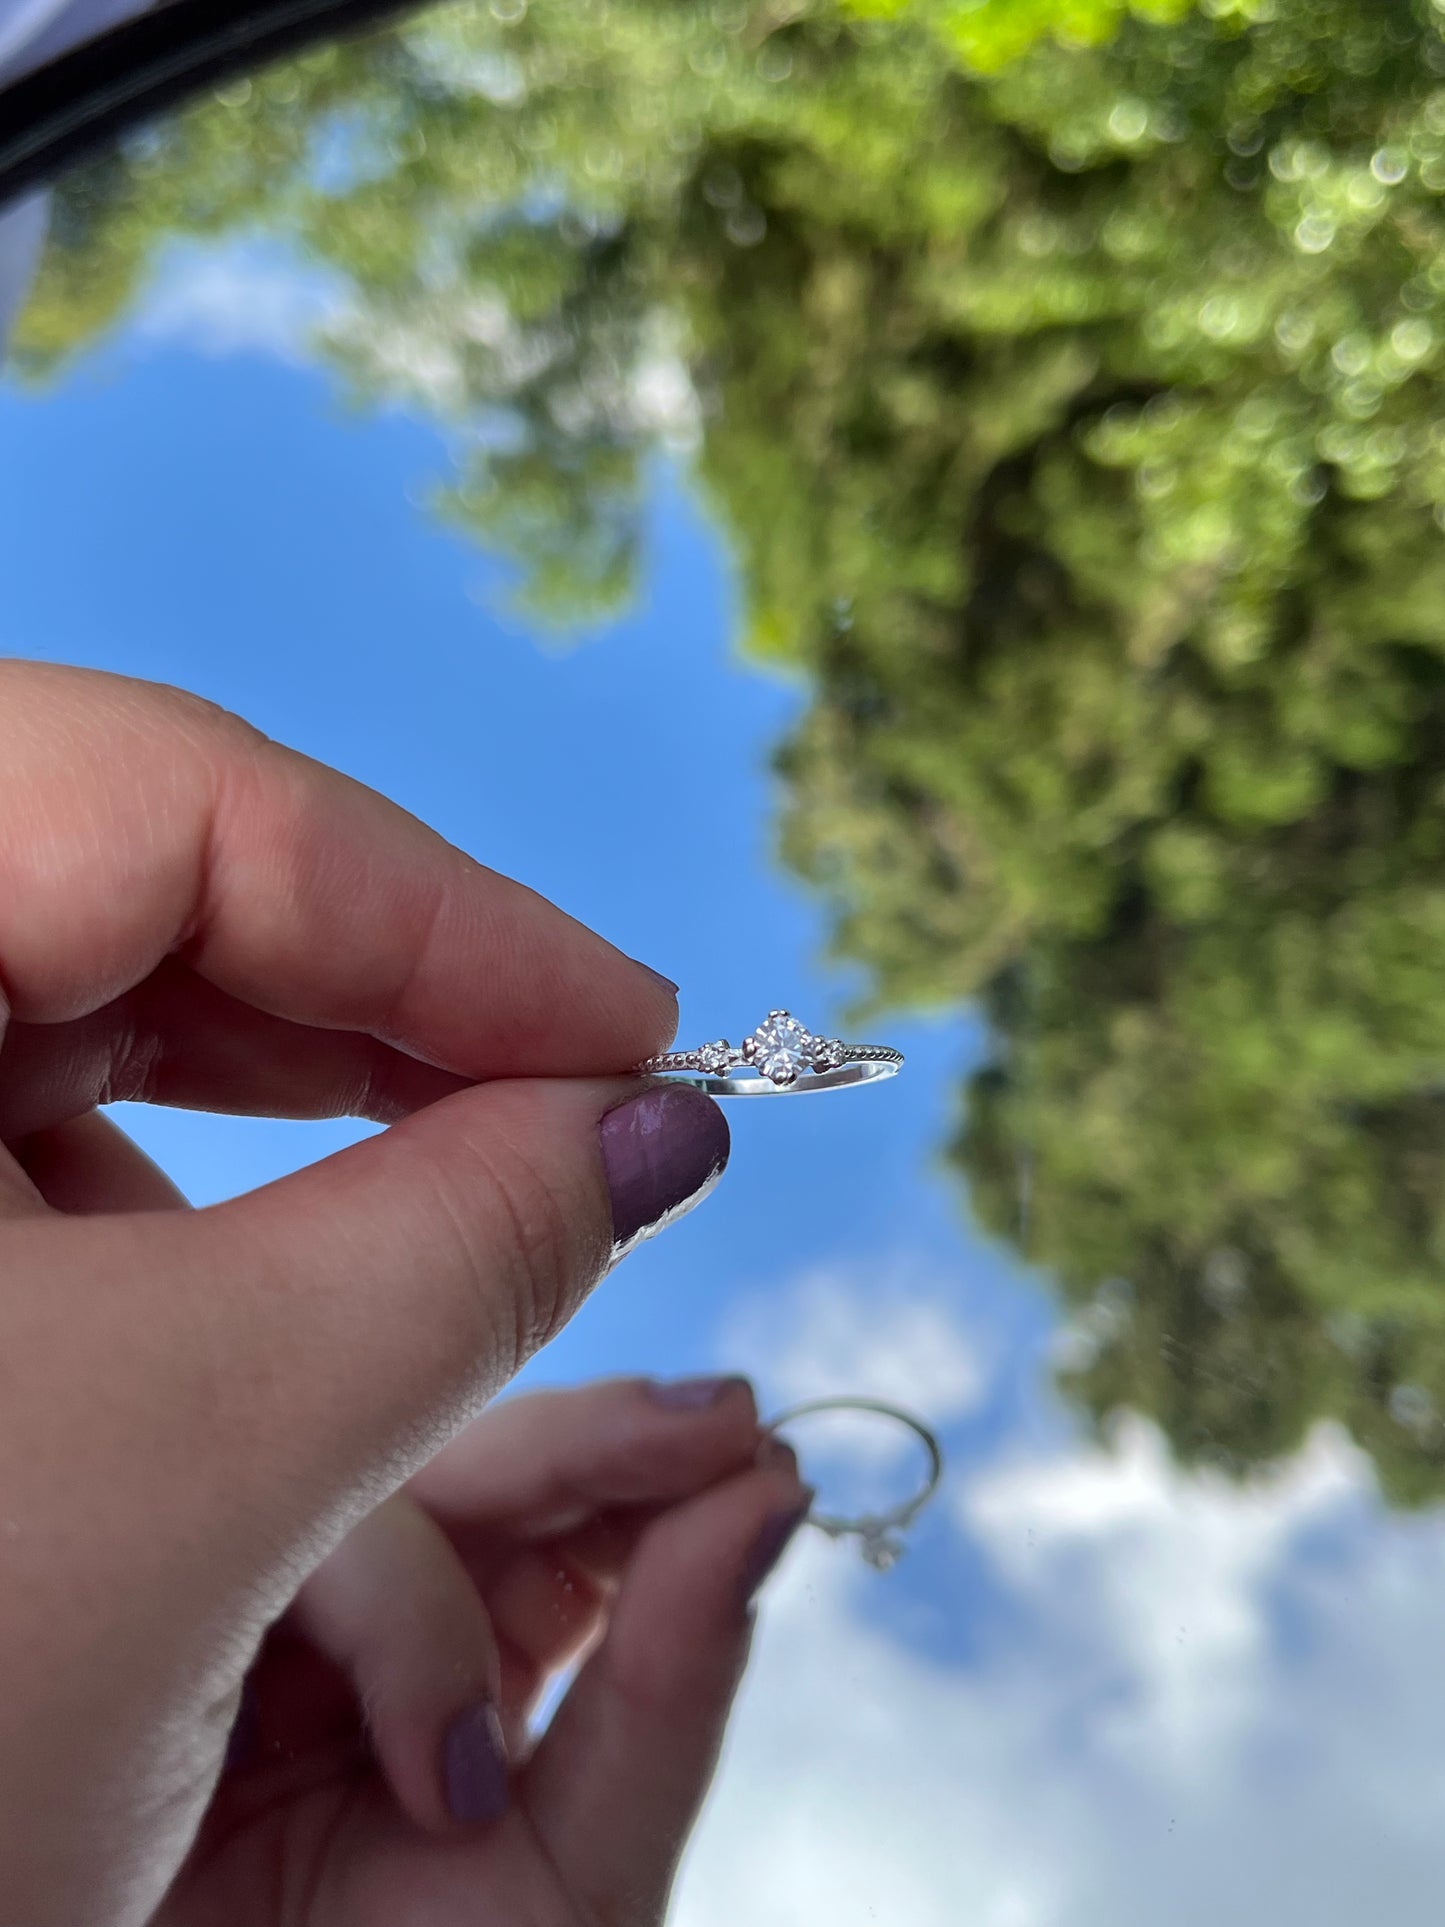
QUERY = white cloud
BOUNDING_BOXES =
[133,245,346,363]
[675,1271,1445,1927]
[118,234,703,467]
[716,1254,990,1519]
[675,1535,1070,1927]
[630,352,701,449]
[963,1410,1363,1780]
[721,1252,989,1424]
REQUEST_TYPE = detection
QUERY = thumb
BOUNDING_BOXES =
[0,1077,725,1924]
[217,1074,729,1562]
[4,1077,727,1631]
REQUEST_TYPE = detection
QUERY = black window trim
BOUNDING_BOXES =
[0,0,415,207]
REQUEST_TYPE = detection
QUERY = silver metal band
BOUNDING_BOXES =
[763,1396,944,1570]
[638,1049,902,1097]
[635,1010,903,1097]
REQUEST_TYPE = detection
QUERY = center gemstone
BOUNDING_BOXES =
[749,1011,814,1084]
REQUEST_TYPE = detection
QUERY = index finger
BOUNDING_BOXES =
[405,1375,763,1533]
[0,661,677,1076]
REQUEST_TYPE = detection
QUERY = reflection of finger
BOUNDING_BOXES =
[407,1374,761,1533]
[522,1462,812,1920]
[7,1110,188,1215]
[291,1492,510,1832]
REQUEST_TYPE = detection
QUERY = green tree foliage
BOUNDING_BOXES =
[849,0,1193,73]
[19,0,1445,1500]
[734,0,1445,1504]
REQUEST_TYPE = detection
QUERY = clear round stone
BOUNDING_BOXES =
[698,1040,732,1073]
[863,1534,904,1572]
[747,1011,814,1084]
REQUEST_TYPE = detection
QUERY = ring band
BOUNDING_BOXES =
[763,1396,944,1570]
[636,1008,903,1097]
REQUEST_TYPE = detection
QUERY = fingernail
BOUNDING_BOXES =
[630,957,679,996]
[442,1699,509,1825]
[756,1435,799,1476]
[601,1085,730,1258]
[647,1373,749,1410]
[738,1493,814,1609]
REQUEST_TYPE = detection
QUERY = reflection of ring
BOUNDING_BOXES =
[636,1009,903,1097]
[762,1396,945,1570]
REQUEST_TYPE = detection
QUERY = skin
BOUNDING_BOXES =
[0,660,808,1927]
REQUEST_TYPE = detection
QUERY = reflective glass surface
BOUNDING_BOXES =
[8,0,1445,1916]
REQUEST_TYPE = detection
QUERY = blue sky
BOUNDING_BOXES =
[8,253,1445,1927]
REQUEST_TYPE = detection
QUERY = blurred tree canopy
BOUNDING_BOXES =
[18,0,1445,1502]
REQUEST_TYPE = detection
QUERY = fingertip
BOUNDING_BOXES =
[599,1460,813,1676]
[518,1460,815,1915]
[642,1372,755,1416]
[627,956,680,1003]
[615,955,679,1062]
[737,1486,814,1611]
[632,1371,763,1474]
[754,1434,799,1477]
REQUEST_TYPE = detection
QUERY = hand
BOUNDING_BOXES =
[0,661,769,1926]
[160,1377,810,1927]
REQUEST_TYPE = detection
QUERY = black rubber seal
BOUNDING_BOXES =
[0,0,419,208]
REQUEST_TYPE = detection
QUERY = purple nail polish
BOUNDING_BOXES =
[738,1494,814,1610]
[756,1435,800,1476]
[629,957,680,996]
[600,1085,730,1258]
[647,1374,748,1410]
[442,1700,509,1825]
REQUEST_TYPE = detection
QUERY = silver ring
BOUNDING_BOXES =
[763,1396,944,1570]
[636,1008,903,1097]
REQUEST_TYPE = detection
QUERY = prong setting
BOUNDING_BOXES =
[745,1009,816,1085]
